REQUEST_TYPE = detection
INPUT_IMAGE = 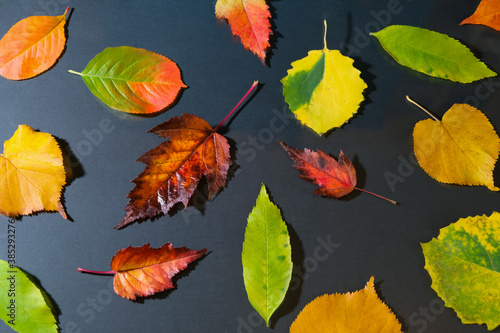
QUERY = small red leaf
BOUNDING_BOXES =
[280,141,356,198]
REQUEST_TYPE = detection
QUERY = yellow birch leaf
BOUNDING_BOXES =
[410,98,500,191]
[290,276,402,333]
[0,125,67,218]
[281,21,367,135]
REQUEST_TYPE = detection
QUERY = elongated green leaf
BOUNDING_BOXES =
[421,212,500,330]
[371,25,496,83]
[0,260,58,332]
[69,46,186,114]
[242,184,292,327]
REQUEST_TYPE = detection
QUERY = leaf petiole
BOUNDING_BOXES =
[77,267,115,275]
[354,187,397,205]
[406,96,440,121]
[67,69,83,76]
[213,81,259,133]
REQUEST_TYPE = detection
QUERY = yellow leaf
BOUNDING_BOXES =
[412,102,500,191]
[290,277,402,333]
[281,21,367,135]
[0,125,67,218]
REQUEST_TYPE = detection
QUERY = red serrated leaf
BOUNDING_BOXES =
[116,114,231,229]
[280,141,396,204]
[116,81,259,229]
[280,141,356,198]
[78,243,206,300]
[215,0,272,62]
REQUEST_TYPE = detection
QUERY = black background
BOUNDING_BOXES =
[1,0,499,332]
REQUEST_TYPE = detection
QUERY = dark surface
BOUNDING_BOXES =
[1,0,499,332]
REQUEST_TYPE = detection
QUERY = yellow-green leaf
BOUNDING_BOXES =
[242,184,292,327]
[290,276,402,333]
[0,260,58,332]
[281,21,367,135]
[422,212,500,330]
[411,100,499,191]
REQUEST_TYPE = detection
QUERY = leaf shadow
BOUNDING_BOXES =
[131,251,210,303]
[54,136,85,222]
[265,0,283,67]
[20,267,62,331]
[373,279,408,332]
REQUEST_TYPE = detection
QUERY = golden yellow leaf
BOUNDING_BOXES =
[0,125,66,218]
[290,277,402,333]
[412,102,500,191]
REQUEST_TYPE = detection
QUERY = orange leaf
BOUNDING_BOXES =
[116,114,231,229]
[461,0,500,31]
[0,125,66,218]
[290,277,403,333]
[0,7,69,80]
[215,0,272,62]
[78,243,206,300]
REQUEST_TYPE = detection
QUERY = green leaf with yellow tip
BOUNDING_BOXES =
[421,212,500,330]
[0,260,58,332]
[242,184,292,327]
[281,21,367,135]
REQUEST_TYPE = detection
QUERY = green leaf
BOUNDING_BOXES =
[69,46,186,114]
[421,212,500,330]
[281,21,367,135]
[371,25,497,83]
[0,260,58,332]
[242,184,292,327]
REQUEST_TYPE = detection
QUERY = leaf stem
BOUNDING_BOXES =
[213,81,259,133]
[68,69,83,76]
[63,6,70,17]
[406,96,440,121]
[323,20,328,49]
[77,267,116,275]
[354,187,397,205]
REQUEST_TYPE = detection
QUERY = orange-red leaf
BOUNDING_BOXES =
[461,0,500,31]
[0,7,69,80]
[116,114,231,229]
[280,141,356,198]
[111,243,206,300]
[215,0,272,62]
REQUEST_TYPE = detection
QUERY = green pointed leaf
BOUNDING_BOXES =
[242,184,292,327]
[281,21,367,135]
[0,260,58,332]
[371,25,497,83]
[69,46,187,114]
[421,212,500,330]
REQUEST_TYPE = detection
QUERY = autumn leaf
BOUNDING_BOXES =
[0,7,69,80]
[242,184,292,327]
[0,260,58,332]
[215,0,271,62]
[116,81,258,229]
[77,243,206,300]
[281,21,367,135]
[290,276,402,333]
[68,46,187,114]
[280,141,396,203]
[371,25,496,83]
[461,0,500,31]
[0,125,67,218]
[421,212,500,330]
[407,96,500,191]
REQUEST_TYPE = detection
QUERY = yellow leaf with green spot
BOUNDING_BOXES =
[281,21,367,135]
[422,212,500,330]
